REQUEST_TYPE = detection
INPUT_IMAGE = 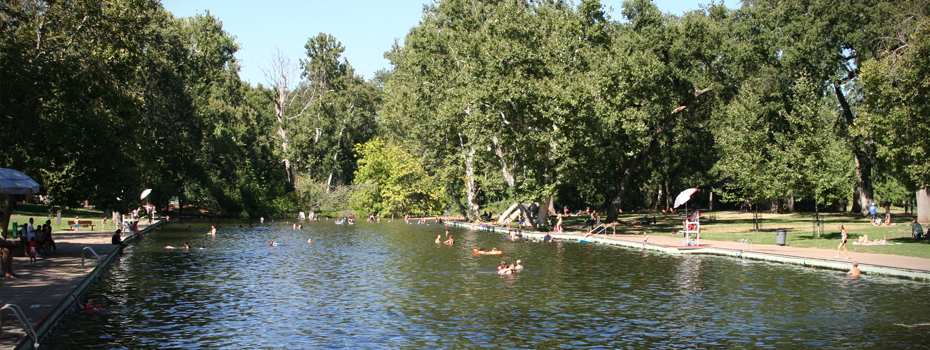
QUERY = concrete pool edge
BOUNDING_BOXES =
[448,221,930,283]
[13,220,165,350]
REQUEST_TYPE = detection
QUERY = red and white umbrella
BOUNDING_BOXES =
[673,188,698,208]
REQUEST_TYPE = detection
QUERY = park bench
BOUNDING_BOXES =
[67,220,96,231]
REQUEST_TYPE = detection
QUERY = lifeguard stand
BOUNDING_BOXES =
[682,215,701,246]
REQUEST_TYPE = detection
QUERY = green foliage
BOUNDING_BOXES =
[350,138,444,216]
[859,9,930,191]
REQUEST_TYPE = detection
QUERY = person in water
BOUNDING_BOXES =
[199,244,205,249]
[642,232,649,249]
[268,240,275,247]
[435,235,442,244]
[183,242,190,250]
[307,237,312,243]
[498,264,515,275]
[514,259,524,270]
[211,225,217,236]
[443,235,454,245]
[847,261,861,277]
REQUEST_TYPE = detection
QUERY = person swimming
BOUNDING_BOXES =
[268,240,276,247]
[307,237,313,243]
[165,245,175,249]
[435,235,442,244]
[443,236,454,245]
[183,242,190,250]
[514,259,524,270]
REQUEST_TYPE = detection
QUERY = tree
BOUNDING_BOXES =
[859,3,930,222]
[350,138,443,216]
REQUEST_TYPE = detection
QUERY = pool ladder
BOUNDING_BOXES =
[0,302,39,349]
[736,238,753,258]
[82,247,101,268]
[588,224,609,236]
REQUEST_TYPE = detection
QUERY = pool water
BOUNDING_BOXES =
[42,219,930,349]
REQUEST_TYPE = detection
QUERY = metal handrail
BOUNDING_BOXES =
[1,303,39,349]
[736,238,753,258]
[82,247,100,268]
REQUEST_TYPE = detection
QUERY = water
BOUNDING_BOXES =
[43,219,930,349]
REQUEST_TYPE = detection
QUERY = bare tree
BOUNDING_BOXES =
[260,47,328,188]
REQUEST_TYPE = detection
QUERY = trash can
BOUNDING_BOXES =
[776,229,787,246]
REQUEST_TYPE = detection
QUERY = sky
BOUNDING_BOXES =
[160,0,733,87]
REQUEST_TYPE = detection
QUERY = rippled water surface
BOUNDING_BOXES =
[43,219,930,349]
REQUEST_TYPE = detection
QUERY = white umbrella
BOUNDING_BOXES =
[673,188,699,208]
[0,168,41,194]
[140,189,152,200]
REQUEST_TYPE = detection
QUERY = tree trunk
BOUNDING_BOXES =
[786,194,795,213]
[606,87,712,223]
[491,134,534,225]
[536,196,551,228]
[835,85,874,217]
[917,189,930,224]
[0,195,14,239]
[464,148,480,221]
[447,182,469,220]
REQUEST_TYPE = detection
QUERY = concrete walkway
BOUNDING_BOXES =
[0,220,163,350]
[452,222,930,282]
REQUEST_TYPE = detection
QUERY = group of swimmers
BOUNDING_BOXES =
[497,259,524,275]
[436,229,454,245]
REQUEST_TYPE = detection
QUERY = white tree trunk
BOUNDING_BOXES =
[465,148,480,221]
[536,196,551,227]
[918,189,930,224]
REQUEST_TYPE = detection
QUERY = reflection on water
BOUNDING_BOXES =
[43,220,930,349]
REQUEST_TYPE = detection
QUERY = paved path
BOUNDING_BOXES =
[453,222,930,281]
[0,220,163,350]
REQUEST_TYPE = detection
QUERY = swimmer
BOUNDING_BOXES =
[268,240,276,247]
[307,237,312,243]
[443,236,454,245]
[498,264,515,275]
[514,259,524,270]
[445,229,450,236]
[847,261,861,277]
[165,245,175,249]
[184,242,189,250]
[211,225,217,236]
[509,230,518,241]
[199,244,205,249]
[292,223,296,230]
[435,235,442,244]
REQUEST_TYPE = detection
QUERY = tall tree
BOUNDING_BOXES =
[859,1,930,222]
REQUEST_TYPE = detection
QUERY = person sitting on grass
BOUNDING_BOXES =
[912,219,924,239]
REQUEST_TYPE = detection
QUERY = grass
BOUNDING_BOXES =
[5,204,106,235]
[499,210,930,259]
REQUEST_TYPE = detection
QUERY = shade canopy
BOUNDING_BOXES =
[0,168,41,195]
[141,189,152,200]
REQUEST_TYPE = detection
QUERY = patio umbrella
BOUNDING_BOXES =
[0,168,41,195]
[140,189,152,200]
[673,188,698,208]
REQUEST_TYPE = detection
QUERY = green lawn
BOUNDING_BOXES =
[5,204,106,237]
[501,210,930,259]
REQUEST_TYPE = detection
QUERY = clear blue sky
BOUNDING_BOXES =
[160,0,734,87]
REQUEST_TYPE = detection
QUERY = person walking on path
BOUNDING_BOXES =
[836,225,850,259]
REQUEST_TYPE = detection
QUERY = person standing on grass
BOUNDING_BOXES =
[835,225,850,259]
